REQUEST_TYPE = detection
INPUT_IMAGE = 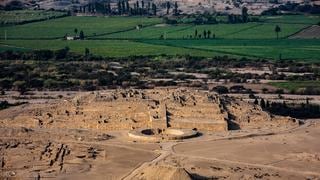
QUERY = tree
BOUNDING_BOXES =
[88,4,92,13]
[85,48,90,60]
[4,0,24,10]
[147,2,151,14]
[0,79,12,89]
[152,3,157,15]
[207,30,211,38]
[306,97,310,105]
[212,86,228,94]
[174,2,178,15]
[194,29,198,39]
[166,1,170,15]
[275,88,284,94]
[262,88,268,93]
[13,80,27,95]
[55,46,70,59]
[242,6,248,23]
[121,1,126,14]
[275,25,281,39]
[254,98,258,105]
[79,30,85,40]
[126,1,130,13]
[74,28,78,36]
[228,14,235,23]
[203,30,207,39]
[249,93,256,99]
[266,100,270,108]
[106,2,111,14]
[118,1,122,14]
[260,98,266,109]
[30,78,44,88]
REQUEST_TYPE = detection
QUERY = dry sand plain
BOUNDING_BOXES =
[0,88,319,179]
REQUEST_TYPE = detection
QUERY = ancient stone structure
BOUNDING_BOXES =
[0,88,298,133]
[128,128,198,141]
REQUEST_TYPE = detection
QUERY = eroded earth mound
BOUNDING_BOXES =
[132,165,192,180]
[1,88,311,179]
[0,88,298,132]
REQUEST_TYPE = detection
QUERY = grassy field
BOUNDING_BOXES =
[99,22,309,40]
[0,40,223,57]
[0,16,162,39]
[0,10,68,25]
[260,15,320,24]
[0,14,319,60]
[139,39,320,60]
[2,39,319,60]
[269,81,320,92]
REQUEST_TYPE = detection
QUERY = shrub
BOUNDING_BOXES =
[212,86,229,94]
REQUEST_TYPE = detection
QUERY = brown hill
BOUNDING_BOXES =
[132,165,192,180]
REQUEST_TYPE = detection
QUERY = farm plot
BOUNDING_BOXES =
[269,81,320,93]
[290,25,320,39]
[0,16,162,39]
[99,23,258,39]
[223,23,308,39]
[96,24,195,39]
[0,14,319,60]
[260,15,320,25]
[140,39,320,61]
[100,21,309,40]
[0,39,223,57]
[0,10,68,25]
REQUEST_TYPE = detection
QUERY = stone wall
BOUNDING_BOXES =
[169,121,228,131]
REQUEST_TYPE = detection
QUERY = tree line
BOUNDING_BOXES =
[254,98,320,119]
[75,1,179,16]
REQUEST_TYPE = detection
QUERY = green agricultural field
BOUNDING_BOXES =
[0,16,162,39]
[0,40,223,57]
[96,15,320,40]
[99,23,258,39]
[100,22,309,40]
[0,13,319,60]
[139,39,320,61]
[269,81,320,92]
[0,10,67,25]
[97,24,195,39]
[260,15,320,24]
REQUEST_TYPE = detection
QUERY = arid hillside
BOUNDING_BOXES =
[0,88,319,179]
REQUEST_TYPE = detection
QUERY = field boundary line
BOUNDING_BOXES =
[87,23,161,39]
[0,13,70,27]
[285,25,313,39]
[0,43,32,51]
[221,23,263,37]
[135,39,271,59]
[163,24,195,37]
[261,21,317,25]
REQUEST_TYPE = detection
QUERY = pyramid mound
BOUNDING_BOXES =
[133,165,192,180]
[0,88,298,131]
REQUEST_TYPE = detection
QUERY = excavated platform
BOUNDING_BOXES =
[0,88,298,133]
[128,128,198,141]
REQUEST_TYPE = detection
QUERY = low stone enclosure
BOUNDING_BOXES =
[0,88,299,139]
[128,128,198,141]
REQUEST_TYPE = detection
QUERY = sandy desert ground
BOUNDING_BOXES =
[0,89,319,179]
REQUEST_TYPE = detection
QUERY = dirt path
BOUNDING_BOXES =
[122,142,177,180]
[120,120,312,179]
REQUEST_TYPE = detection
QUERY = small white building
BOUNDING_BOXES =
[66,36,75,40]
